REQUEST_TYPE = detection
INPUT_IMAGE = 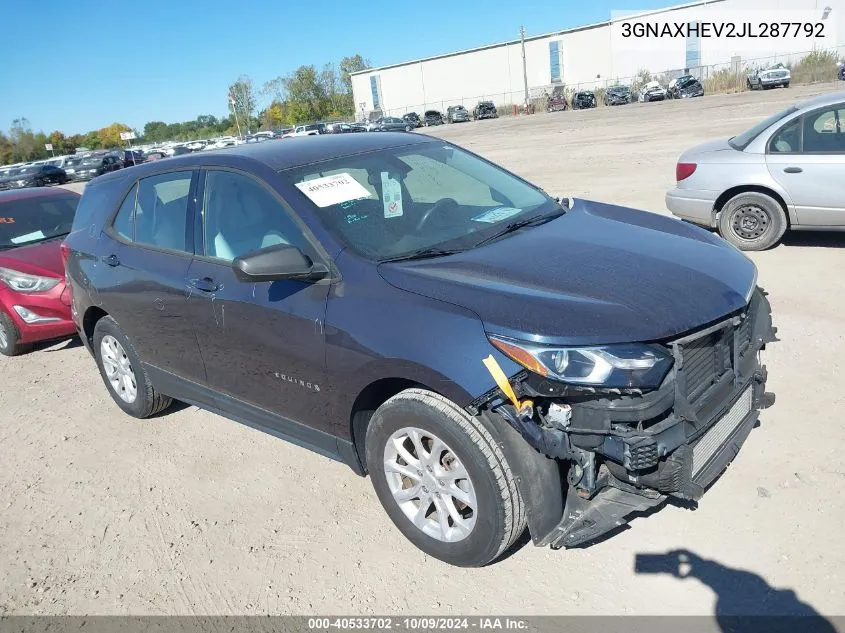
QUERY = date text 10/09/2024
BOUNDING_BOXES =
[307,618,529,630]
[621,21,826,38]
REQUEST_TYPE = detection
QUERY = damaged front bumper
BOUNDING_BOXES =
[470,288,777,549]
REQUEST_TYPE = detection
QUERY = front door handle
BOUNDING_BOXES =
[189,277,220,293]
[783,166,803,174]
[102,254,120,267]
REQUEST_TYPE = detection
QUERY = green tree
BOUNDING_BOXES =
[339,54,371,94]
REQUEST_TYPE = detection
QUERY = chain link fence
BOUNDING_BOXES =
[371,46,845,120]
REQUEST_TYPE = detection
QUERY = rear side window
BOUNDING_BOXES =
[110,171,193,252]
[112,183,137,240]
[71,181,113,233]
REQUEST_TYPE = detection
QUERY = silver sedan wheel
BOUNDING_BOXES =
[383,427,477,543]
[731,204,770,241]
[100,334,137,403]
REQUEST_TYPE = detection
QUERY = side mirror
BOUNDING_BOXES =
[232,243,329,283]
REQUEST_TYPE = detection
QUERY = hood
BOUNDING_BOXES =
[378,199,756,346]
[0,237,65,278]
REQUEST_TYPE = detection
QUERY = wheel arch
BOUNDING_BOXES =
[714,184,794,227]
[82,306,109,350]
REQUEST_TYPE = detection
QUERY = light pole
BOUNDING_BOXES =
[520,26,529,109]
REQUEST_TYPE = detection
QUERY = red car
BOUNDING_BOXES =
[0,187,80,356]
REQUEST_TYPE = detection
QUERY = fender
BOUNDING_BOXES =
[480,410,565,545]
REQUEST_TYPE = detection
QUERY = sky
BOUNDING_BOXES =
[1,0,681,136]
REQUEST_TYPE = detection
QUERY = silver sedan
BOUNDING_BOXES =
[666,90,845,250]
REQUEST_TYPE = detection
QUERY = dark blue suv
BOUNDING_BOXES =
[63,133,775,567]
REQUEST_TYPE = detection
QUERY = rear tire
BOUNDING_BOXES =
[365,388,526,567]
[718,192,787,251]
[0,311,32,357]
[93,316,172,418]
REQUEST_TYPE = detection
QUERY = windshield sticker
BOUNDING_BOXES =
[295,173,372,208]
[381,172,403,218]
[11,230,45,244]
[472,207,523,223]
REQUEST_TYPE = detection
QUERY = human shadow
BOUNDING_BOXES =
[634,549,837,633]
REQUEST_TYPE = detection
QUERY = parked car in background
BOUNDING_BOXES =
[424,110,444,126]
[747,64,791,90]
[368,117,413,132]
[121,149,146,168]
[290,124,326,137]
[571,91,597,109]
[640,81,668,102]
[1,164,69,189]
[402,112,422,128]
[666,90,845,250]
[63,134,774,567]
[473,101,498,120]
[669,75,704,99]
[839,63,845,81]
[349,122,369,133]
[546,90,569,112]
[144,150,167,161]
[325,122,354,134]
[604,85,631,105]
[0,168,24,191]
[445,105,470,123]
[0,187,80,356]
[68,153,122,181]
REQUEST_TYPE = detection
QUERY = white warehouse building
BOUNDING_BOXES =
[351,0,845,118]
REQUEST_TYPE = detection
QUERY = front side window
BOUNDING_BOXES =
[0,195,79,248]
[130,171,193,252]
[201,170,309,262]
[282,142,557,261]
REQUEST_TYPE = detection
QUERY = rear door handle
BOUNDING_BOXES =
[783,167,803,173]
[189,277,220,293]
[102,254,120,267]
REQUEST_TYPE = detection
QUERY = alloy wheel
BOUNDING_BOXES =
[0,320,8,350]
[731,205,770,241]
[100,334,137,403]
[383,427,477,543]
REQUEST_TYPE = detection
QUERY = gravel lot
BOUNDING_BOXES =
[2,84,844,617]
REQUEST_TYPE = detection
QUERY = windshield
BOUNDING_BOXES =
[17,166,38,176]
[81,157,102,166]
[281,142,559,261]
[608,86,629,93]
[729,106,799,150]
[0,194,79,248]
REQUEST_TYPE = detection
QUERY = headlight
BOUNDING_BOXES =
[0,267,60,293]
[489,336,673,389]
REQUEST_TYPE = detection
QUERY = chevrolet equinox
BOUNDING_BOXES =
[63,134,776,567]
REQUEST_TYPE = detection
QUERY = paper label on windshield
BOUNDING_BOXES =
[11,230,45,244]
[381,172,403,218]
[295,173,372,208]
[472,207,522,223]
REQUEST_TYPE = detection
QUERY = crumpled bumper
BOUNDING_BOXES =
[475,288,777,548]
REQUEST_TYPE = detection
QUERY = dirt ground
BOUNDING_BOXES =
[2,84,844,617]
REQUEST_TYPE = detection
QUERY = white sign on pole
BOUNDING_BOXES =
[119,131,137,141]
[44,143,53,151]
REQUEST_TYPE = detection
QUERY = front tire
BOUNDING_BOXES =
[93,316,172,418]
[365,389,526,567]
[0,311,32,356]
[718,192,787,251]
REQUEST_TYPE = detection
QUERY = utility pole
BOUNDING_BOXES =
[520,26,529,109]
